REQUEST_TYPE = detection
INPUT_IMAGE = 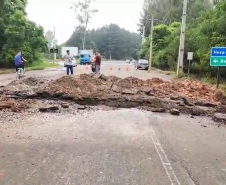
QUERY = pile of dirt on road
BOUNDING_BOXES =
[0,95,30,112]
[3,77,47,95]
[41,74,223,105]
[1,74,225,115]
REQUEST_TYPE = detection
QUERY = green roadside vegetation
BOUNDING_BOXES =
[0,1,61,75]
[138,0,226,90]
[0,59,59,74]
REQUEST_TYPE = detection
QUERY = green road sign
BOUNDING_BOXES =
[210,57,226,66]
[210,47,226,66]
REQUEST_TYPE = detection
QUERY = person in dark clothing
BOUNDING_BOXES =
[91,53,96,73]
[14,51,26,73]
[95,51,101,74]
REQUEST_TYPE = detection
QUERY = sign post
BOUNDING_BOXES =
[210,47,226,88]
[187,52,193,76]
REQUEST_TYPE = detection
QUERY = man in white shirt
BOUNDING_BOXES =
[63,50,74,75]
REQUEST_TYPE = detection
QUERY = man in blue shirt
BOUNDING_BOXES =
[15,51,26,73]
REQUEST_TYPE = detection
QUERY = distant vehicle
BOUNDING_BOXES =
[131,59,136,63]
[135,59,149,70]
[125,59,130,63]
[79,50,93,65]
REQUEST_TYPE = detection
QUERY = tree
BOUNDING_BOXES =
[65,24,141,60]
[71,0,98,49]
[45,30,55,50]
[138,0,226,80]
[0,0,47,67]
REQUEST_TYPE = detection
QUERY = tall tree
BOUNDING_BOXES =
[65,24,141,60]
[0,0,47,67]
[71,0,98,49]
[45,30,55,50]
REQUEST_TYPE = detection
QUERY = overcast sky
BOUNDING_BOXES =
[26,0,143,44]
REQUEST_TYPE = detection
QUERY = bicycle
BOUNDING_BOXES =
[16,67,24,80]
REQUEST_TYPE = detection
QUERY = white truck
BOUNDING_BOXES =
[61,47,78,57]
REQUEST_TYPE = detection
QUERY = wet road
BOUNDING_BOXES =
[0,60,172,86]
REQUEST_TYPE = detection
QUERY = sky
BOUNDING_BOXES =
[26,0,144,44]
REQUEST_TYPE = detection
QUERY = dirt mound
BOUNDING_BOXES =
[7,77,46,86]
[4,77,47,95]
[1,74,225,116]
[41,74,223,105]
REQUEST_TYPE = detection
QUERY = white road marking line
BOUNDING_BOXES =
[150,127,181,185]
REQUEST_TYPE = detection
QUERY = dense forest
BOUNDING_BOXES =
[0,0,47,67]
[138,0,226,78]
[64,24,141,60]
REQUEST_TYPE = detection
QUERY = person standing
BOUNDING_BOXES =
[63,50,73,75]
[14,50,26,75]
[95,50,101,74]
[91,53,96,73]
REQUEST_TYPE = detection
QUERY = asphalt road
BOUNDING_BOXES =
[0,60,172,86]
[0,60,226,184]
[0,110,226,184]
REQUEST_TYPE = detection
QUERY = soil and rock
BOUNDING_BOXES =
[1,74,226,123]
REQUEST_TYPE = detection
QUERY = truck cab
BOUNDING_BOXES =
[79,54,91,65]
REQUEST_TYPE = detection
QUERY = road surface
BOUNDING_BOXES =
[0,110,226,184]
[0,60,173,86]
[0,60,226,184]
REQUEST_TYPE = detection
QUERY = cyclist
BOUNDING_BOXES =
[15,50,26,76]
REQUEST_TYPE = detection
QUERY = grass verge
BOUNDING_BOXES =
[153,67,226,93]
[0,59,59,74]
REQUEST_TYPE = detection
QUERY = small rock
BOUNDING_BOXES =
[0,103,12,109]
[61,103,69,108]
[195,101,216,107]
[48,106,59,111]
[213,113,226,123]
[182,97,193,106]
[150,108,166,112]
[11,107,21,112]
[121,88,139,95]
[178,102,185,106]
[39,107,48,112]
[170,96,181,100]
[170,108,180,115]
[191,109,201,116]
[77,105,86,110]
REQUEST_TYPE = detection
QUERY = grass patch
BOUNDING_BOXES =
[152,67,176,77]
[0,59,59,74]
[152,67,226,92]
[76,58,80,64]
[26,60,59,70]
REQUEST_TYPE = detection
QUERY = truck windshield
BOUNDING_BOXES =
[80,54,90,58]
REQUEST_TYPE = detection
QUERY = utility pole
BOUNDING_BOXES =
[142,25,145,44]
[109,44,113,60]
[109,46,112,60]
[148,17,154,72]
[176,0,188,77]
[53,26,56,61]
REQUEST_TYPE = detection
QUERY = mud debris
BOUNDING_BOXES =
[0,74,226,122]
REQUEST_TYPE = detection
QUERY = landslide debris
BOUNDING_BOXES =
[0,74,225,118]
